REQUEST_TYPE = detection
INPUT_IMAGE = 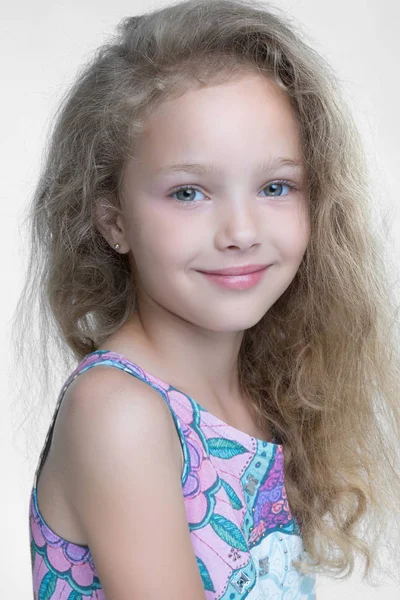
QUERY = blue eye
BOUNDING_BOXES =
[169,180,296,206]
[170,186,206,205]
[260,182,293,197]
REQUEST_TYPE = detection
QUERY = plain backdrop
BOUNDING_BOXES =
[2,0,399,597]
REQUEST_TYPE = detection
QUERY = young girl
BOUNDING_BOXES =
[11,0,400,598]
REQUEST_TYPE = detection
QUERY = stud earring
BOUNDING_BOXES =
[113,243,120,251]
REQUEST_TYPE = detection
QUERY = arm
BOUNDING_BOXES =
[58,366,206,600]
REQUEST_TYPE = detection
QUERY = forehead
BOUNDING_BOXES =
[135,74,301,157]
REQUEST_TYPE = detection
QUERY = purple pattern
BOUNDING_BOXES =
[29,349,315,599]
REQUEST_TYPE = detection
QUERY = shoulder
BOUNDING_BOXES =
[61,363,175,432]
[54,363,183,487]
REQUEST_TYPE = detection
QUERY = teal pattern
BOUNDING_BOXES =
[29,349,316,598]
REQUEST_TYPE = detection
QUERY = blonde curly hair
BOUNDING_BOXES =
[11,0,400,587]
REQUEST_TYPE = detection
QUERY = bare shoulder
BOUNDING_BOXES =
[55,365,204,600]
[55,363,185,490]
[58,364,184,474]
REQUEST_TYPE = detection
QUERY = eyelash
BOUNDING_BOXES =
[168,179,297,206]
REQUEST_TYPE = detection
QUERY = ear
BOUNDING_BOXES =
[94,199,129,253]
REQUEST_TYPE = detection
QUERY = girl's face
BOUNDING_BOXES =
[116,73,310,333]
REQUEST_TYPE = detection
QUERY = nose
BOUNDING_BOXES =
[215,198,260,250]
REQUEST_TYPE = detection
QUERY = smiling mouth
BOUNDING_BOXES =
[198,264,271,276]
[198,266,270,290]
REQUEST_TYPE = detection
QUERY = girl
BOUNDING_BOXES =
[11,0,400,598]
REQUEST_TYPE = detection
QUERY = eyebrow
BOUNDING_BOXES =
[154,157,304,177]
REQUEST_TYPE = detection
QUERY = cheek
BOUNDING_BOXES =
[129,209,198,269]
[271,208,310,260]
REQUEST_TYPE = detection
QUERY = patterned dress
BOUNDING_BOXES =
[29,349,316,599]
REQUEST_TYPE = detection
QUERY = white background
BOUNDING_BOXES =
[2,0,399,597]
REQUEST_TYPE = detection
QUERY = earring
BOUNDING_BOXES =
[113,243,120,251]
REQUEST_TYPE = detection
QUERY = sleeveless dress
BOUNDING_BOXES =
[29,349,316,599]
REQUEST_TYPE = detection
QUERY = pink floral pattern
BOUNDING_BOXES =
[30,492,105,599]
[29,350,315,599]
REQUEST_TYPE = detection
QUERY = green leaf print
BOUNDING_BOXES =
[210,513,248,552]
[220,479,243,509]
[39,571,57,600]
[207,437,248,459]
[67,592,83,600]
[196,556,215,592]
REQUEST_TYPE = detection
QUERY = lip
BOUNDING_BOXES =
[199,266,270,290]
[198,264,270,276]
